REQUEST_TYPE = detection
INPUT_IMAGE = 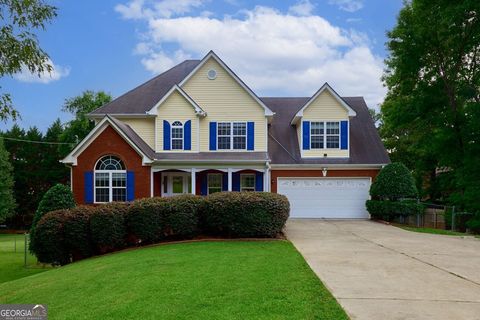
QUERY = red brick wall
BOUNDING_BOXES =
[72,126,151,204]
[270,169,380,193]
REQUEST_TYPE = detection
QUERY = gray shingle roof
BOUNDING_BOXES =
[262,97,390,165]
[91,60,201,115]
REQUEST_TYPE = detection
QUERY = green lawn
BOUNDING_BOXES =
[0,241,347,320]
[397,226,471,236]
[0,234,50,284]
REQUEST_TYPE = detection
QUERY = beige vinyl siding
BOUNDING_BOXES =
[120,118,155,149]
[155,90,198,152]
[299,90,349,158]
[182,58,267,152]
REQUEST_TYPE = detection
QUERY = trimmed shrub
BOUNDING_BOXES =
[63,206,96,261]
[370,163,418,200]
[202,192,289,237]
[366,200,424,220]
[33,209,70,265]
[30,184,75,254]
[126,198,167,244]
[90,202,128,254]
[126,195,203,244]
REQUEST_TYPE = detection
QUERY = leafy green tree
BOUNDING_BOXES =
[59,91,112,156]
[0,0,57,121]
[381,0,480,210]
[0,138,15,222]
[44,119,69,185]
[370,163,418,201]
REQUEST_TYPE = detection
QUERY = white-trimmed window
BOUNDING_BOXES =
[94,155,126,203]
[240,174,255,192]
[171,121,183,150]
[217,122,247,150]
[207,174,222,194]
[310,121,340,149]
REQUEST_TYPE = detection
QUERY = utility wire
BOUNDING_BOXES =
[0,136,74,145]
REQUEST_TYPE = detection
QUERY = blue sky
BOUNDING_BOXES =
[1,0,403,132]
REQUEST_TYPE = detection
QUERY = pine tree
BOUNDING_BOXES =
[0,138,15,223]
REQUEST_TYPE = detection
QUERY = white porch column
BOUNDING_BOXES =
[150,168,154,197]
[264,168,269,192]
[227,168,233,191]
[191,168,196,195]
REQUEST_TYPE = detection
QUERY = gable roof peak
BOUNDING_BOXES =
[146,84,206,116]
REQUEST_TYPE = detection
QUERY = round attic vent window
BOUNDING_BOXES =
[207,69,217,80]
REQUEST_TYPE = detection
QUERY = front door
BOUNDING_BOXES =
[162,172,192,196]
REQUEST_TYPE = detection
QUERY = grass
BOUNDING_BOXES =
[0,241,347,320]
[0,234,50,284]
[397,225,471,236]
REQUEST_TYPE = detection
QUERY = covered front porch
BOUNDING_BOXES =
[151,166,270,197]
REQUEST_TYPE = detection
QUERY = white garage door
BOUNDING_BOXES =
[277,178,371,219]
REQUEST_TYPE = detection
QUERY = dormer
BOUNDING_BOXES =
[291,83,356,158]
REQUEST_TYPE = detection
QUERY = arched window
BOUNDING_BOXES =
[171,121,183,150]
[94,155,126,203]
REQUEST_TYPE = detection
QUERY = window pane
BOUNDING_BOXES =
[96,155,125,170]
[240,174,255,191]
[208,174,222,194]
[311,122,324,135]
[233,122,246,135]
[95,172,109,187]
[172,127,183,139]
[218,136,230,149]
[112,172,126,187]
[172,176,184,194]
[95,188,109,203]
[326,135,339,148]
[172,139,183,150]
[112,188,126,202]
[326,122,339,134]
[217,123,231,136]
[311,135,324,149]
[233,136,246,149]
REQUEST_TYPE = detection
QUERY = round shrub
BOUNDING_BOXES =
[164,194,203,238]
[366,200,424,220]
[90,202,128,254]
[63,206,96,261]
[33,209,70,265]
[126,198,168,244]
[370,163,418,200]
[30,184,75,254]
[202,192,289,237]
[466,215,480,234]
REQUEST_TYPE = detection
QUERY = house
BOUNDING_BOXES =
[61,51,389,219]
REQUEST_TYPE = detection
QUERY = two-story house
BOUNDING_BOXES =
[61,51,389,219]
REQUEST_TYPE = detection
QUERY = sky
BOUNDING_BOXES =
[1,0,404,132]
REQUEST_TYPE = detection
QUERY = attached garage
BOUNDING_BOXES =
[277,177,371,219]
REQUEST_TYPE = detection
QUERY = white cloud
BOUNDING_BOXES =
[116,3,385,108]
[115,0,206,19]
[288,0,315,17]
[14,60,70,84]
[328,0,363,12]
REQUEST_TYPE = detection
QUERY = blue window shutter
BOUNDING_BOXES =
[222,172,228,191]
[200,173,208,196]
[302,121,310,150]
[341,121,348,150]
[127,171,135,201]
[163,120,171,150]
[184,120,191,150]
[255,172,264,191]
[232,172,240,191]
[209,122,217,150]
[84,171,93,204]
[247,122,254,150]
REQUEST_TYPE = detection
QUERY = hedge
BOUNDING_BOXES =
[366,200,424,220]
[31,192,290,265]
[370,162,418,200]
[202,192,290,237]
[466,215,480,234]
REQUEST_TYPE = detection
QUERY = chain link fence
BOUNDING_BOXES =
[0,232,39,267]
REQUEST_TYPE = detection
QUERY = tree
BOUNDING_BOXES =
[381,0,480,210]
[0,138,15,222]
[0,0,57,121]
[43,119,69,185]
[59,91,112,156]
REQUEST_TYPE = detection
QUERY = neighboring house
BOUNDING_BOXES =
[61,51,389,219]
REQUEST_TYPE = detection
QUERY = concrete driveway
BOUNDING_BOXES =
[287,219,480,320]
